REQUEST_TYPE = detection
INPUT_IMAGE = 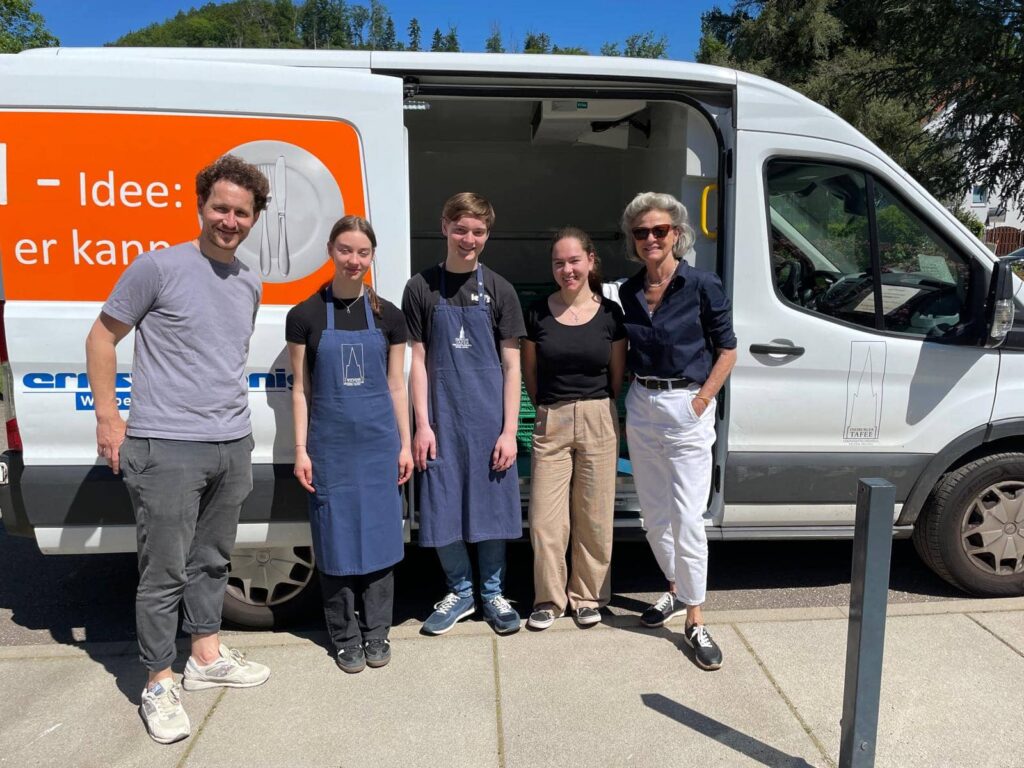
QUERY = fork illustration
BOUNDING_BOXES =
[257,162,275,276]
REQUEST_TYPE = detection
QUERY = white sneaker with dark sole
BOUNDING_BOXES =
[139,680,190,744]
[182,644,271,691]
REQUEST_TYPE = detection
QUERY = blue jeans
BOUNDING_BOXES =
[436,540,506,601]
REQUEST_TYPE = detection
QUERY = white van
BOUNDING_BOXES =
[1,49,1021,627]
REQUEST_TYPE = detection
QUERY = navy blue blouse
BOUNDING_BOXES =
[620,259,737,383]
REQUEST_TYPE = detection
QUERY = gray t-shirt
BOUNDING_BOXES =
[102,242,262,441]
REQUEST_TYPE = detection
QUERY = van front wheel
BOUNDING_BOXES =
[222,546,318,629]
[914,453,1024,596]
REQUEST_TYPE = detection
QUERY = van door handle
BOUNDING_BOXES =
[750,343,805,356]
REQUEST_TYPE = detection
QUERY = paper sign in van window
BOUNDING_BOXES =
[0,112,366,305]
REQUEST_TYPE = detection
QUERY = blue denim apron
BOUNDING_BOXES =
[417,265,523,546]
[307,289,404,576]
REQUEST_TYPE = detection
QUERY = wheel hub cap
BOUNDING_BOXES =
[960,481,1024,577]
[226,546,316,607]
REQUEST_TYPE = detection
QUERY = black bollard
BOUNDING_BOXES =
[839,478,895,768]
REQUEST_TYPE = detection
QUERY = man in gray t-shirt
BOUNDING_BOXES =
[85,155,271,745]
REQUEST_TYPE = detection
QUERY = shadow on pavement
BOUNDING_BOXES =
[640,693,818,768]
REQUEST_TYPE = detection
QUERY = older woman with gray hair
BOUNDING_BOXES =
[619,191,737,670]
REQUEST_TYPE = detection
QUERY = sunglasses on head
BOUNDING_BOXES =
[631,224,675,240]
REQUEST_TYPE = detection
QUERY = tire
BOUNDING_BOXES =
[222,545,319,629]
[914,453,1024,596]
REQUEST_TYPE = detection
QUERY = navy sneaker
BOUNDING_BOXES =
[422,592,475,635]
[364,638,391,668]
[482,595,521,635]
[684,624,723,670]
[336,645,365,674]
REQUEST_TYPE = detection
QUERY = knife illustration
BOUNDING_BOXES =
[274,155,290,277]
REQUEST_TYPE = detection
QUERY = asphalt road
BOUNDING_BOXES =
[0,525,965,648]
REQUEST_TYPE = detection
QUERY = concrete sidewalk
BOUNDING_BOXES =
[0,598,1021,768]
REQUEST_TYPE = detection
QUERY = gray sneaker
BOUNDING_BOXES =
[182,644,271,691]
[139,680,190,744]
[574,606,602,626]
[640,591,685,627]
[527,608,557,630]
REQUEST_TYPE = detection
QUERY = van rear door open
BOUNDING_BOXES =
[0,55,408,553]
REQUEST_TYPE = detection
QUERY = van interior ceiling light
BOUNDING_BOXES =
[403,100,431,111]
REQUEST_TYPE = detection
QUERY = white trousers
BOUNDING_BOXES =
[626,384,716,606]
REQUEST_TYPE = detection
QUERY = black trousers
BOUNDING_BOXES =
[319,567,394,650]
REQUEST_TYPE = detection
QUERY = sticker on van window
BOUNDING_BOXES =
[0,111,366,305]
[843,340,886,441]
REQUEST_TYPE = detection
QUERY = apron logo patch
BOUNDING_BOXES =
[341,343,365,386]
[452,325,472,349]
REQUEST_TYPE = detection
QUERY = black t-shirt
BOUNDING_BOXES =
[285,287,408,374]
[525,295,626,405]
[401,263,526,352]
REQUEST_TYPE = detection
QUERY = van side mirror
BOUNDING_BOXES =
[985,249,1024,348]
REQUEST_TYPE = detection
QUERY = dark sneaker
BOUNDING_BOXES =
[422,592,475,635]
[336,645,366,674]
[482,595,521,634]
[527,608,557,630]
[640,591,685,628]
[574,606,602,627]
[182,644,270,690]
[364,638,392,668]
[139,680,190,744]
[684,624,723,670]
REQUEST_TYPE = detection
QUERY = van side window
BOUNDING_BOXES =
[767,162,875,329]
[874,184,971,336]
[767,160,973,339]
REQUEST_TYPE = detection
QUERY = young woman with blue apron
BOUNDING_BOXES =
[287,216,412,673]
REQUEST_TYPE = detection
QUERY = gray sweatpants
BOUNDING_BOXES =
[121,435,255,672]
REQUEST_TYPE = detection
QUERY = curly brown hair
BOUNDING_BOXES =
[195,154,270,213]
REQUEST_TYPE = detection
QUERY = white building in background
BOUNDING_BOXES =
[964,183,1024,254]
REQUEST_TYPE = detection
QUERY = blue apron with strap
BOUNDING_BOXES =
[417,265,523,547]
[307,288,404,576]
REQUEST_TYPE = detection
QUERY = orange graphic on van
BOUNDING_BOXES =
[0,112,366,304]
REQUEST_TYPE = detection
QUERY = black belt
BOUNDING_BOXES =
[633,376,695,391]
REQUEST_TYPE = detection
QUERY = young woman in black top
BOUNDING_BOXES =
[522,227,626,630]
[286,216,412,673]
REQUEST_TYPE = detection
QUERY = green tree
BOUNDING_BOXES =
[294,0,349,49]
[484,22,504,53]
[0,0,58,53]
[443,25,459,52]
[522,32,551,54]
[407,17,421,50]
[430,26,444,51]
[867,0,1024,209]
[694,1,963,203]
[601,31,667,59]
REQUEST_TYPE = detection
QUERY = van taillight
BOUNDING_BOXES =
[0,302,23,452]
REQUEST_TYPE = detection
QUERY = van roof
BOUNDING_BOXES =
[16,47,864,146]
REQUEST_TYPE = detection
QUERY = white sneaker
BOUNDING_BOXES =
[139,680,190,744]
[182,644,271,691]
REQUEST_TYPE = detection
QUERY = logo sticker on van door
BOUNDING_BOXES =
[0,111,366,305]
[844,340,886,441]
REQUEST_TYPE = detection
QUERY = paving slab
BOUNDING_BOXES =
[737,614,1024,768]
[969,611,1024,656]
[0,652,216,768]
[182,634,499,768]
[496,623,828,768]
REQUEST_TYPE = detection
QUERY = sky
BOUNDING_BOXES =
[32,0,720,60]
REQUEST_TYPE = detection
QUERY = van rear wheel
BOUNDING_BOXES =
[914,453,1024,596]
[222,545,318,628]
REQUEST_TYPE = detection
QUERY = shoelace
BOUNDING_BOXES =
[690,625,714,648]
[225,647,248,666]
[653,592,675,612]
[490,595,514,614]
[433,593,462,614]
[149,684,182,719]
